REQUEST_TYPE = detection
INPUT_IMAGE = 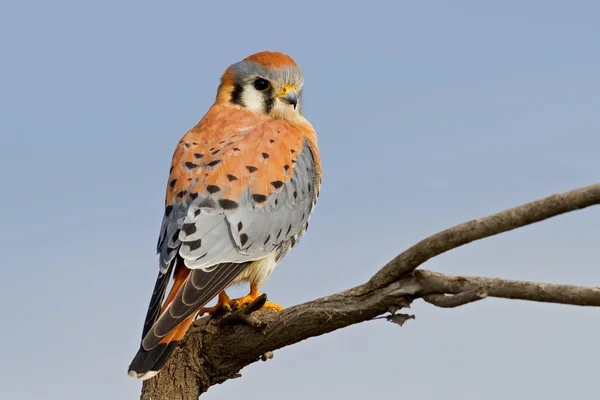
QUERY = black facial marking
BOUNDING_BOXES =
[219,140,225,144]
[284,164,290,171]
[212,149,220,155]
[252,194,267,203]
[219,199,239,210]
[209,147,215,151]
[263,94,275,114]
[271,180,284,189]
[240,233,249,246]
[206,185,220,194]
[227,174,238,181]
[230,83,245,107]
[262,152,270,159]
[246,165,258,173]
[207,159,222,167]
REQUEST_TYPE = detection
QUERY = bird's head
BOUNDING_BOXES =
[216,51,304,120]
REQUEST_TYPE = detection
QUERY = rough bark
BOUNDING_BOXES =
[140,183,600,400]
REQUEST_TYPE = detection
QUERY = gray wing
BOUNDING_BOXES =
[156,139,318,272]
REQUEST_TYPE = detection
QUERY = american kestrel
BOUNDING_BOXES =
[128,51,321,380]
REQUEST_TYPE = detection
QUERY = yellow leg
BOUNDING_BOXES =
[232,283,284,311]
[198,291,235,316]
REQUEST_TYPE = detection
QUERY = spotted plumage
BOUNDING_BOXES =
[129,51,321,380]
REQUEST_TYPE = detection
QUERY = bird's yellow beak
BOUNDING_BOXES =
[277,86,298,109]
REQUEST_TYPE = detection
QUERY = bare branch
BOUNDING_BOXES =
[423,290,488,308]
[139,184,600,400]
[365,184,600,293]
[416,270,600,307]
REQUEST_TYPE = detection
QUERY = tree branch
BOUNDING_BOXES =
[139,184,600,400]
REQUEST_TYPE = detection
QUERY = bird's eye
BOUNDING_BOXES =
[253,78,270,92]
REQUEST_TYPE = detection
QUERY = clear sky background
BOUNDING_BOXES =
[1,1,599,399]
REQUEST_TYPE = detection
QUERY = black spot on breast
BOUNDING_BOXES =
[218,199,239,210]
[271,180,284,189]
[187,239,202,251]
[189,192,198,200]
[185,162,199,170]
[208,159,222,167]
[206,185,220,194]
[169,166,174,173]
[194,153,204,159]
[192,142,198,146]
[291,159,296,163]
[209,147,215,151]
[238,221,243,231]
[182,223,197,235]
[227,174,238,181]
[269,139,275,143]
[262,152,270,159]
[165,205,173,216]
[184,142,190,148]
[290,149,296,154]
[233,147,241,152]
[284,165,290,171]
[246,165,258,173]
[212,149,220,155]
[252,194,267,203]
[169,179,177,189]
[177,190,188,198]
[219,140,225,144]
[240,233,249,246]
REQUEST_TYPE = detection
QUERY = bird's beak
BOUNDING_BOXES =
[277,86,298,109]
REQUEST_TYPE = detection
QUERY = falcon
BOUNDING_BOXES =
[128,51,321,380]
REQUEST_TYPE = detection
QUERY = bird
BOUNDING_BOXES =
[128,51,321,380]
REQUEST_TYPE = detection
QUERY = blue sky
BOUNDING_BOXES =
[1,1,599,399]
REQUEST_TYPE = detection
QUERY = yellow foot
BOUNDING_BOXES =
[231,284,285,311]
[198,291,235,316]
[263,301,284,311]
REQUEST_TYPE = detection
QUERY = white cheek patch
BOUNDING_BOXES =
[241,88,265,114]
